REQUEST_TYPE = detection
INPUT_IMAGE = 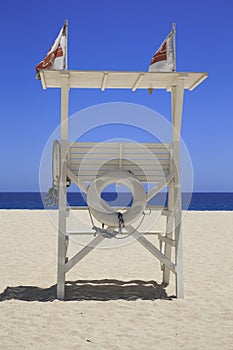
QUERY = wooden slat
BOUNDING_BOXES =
[69,167,169,174]
[70,150,170,157]
[69,159,170,166]
[69,163,169,172]
[69,173,167,182]
[158,234,176,247]
[68,142,171,182]
[70,153,169,160]
[69,169,169,176]
[70,142,171,150]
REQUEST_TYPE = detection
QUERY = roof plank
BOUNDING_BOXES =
[40,70,208,91]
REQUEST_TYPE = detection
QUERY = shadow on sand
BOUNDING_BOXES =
[0,279,174,302]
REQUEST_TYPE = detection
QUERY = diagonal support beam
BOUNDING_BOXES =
[127,227,176,273]
[65,234,105,273]
[146,172,174,202]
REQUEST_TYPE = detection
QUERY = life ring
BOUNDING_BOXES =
[87,170,147,227]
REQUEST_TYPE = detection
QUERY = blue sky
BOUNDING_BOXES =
[1,0,232,192]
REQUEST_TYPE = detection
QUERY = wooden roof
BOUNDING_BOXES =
[40,70,207,91]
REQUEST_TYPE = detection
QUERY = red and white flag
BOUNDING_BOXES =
[36,22,67,79]
[148,28,175,73]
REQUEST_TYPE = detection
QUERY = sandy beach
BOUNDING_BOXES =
[0,210,232,349]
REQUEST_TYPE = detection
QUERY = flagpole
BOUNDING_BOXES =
[65,20,68,69]
[172,22,176,72]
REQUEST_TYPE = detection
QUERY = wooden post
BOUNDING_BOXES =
[162,177,174,286]
[172,78,185,298]
[162,85,176,286]
[57,72,69,300]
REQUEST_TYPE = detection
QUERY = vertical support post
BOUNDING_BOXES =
[162,85,176,286]
[172,79,185,298]
[162,174,174,286]
[57,72,69,300]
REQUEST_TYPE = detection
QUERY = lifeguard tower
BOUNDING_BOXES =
[36,21,207,300]
[40,68,207,300]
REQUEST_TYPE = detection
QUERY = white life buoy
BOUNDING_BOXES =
[87,170,147,227]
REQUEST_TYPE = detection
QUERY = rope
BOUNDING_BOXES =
[114,212,146,240]
[114,208,152,240]
[44,183,58,207]
[44,176,71,208]
[117,212,125,233]
[88,206,151,240]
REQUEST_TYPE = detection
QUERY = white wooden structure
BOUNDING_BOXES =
[40,70,207,300]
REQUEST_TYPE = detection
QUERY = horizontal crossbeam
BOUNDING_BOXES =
[158,233,176,247]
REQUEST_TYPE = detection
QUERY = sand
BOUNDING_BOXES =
[0,210,232,349]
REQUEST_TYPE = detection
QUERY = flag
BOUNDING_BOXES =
[36,21,68,79]
[148,29,175,73]
[148,26,176,94]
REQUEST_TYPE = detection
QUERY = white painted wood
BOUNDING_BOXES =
[69,169,169,177]
[57,73,69,300]
[132,73,144,91]
[69,159,170,167]
[158,233,175,247]
[40,70,207,91]
[70,148,170,155]
[188,73,208,91]
[65,234,105,272]
[146,172,174,201]
[39,66,207,299]
[41,71,47,89]
[68,142,171,183]
[66,168,88,193]
[172,79,185,140]
[173,140,184,299]
[101,72,108,91]
[68,204,166,210]
[60,72,69,141]
[66,231,161,235]
[162,181,175,285]
[161,208,172,216]
[70,174,168,182]
[162,90,176,286]
[171,80,185,298]
[70,153,169,160]
[70,142,171,149]
[130,228,176,273]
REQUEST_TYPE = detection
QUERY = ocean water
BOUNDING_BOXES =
[0,192,232,210]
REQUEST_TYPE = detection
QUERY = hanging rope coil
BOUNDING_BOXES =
[44,184,58,207]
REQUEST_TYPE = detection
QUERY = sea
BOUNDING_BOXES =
[0,192,232,210]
